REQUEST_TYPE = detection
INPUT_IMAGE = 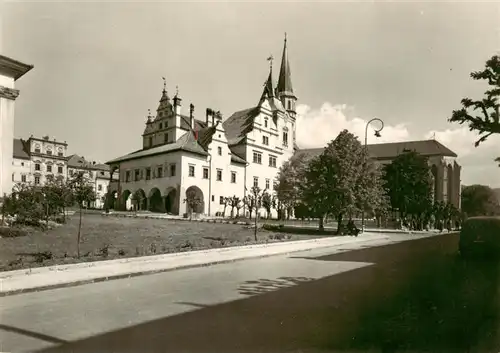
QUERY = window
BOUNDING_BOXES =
[252,151,262,164]
[264,118,268,127]
[269,155,277,168]
[34,176,40,185]
[262,136,269,145]
[98,184,103,191]
[47,165,52,173]
[34,144,41,153]
[149,137,153,147]
[46,149,52,155]
[159,123,163,129]
[288,101,291,110]
[135,169,141,181]
[253,177,259,188]
[21,162,24,166]
[189,165,195,177]
[216,169,222,181]
[21,175,26,183]
[58,166,63,173]
[212,195,215,202]
[146,168,151,180]
[283,131,289,146]
[217,146,222,156]
[58,148,63,157]
[12,173,14,181]
[35,163,40,171]
[231,171,236,183]
[170,164,176,176]
[203,167,209,179]
[164,133,168,143]
[265,178,270,190]
[126,171,131,182]
[157,166,163,178]
[220,196,225,205]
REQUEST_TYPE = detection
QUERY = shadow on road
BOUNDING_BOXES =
[35,234,500,353]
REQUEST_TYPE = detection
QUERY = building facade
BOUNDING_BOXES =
[0,54,33,198]
[107,36,297,217]
[297,139,462,210]
[67,154,118,209]
[12,135,68,186]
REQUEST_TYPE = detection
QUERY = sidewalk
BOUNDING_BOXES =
[0,233,389,297]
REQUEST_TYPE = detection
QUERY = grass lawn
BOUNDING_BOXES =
[0,213,325,272]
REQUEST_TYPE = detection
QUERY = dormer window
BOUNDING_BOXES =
[46,147,52,155]
[34,144,41,153]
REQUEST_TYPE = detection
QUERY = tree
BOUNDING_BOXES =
[244,194,256,219]
[382,151,433,230]
[183,189,202,221]
[222,197,229,218]
[227,196,241,218]
[274,153,309,220]
[301,130,369,233]
[68,172,96,257]
[461,184,500,217]
[248,186,267,241]
[261,192,273,219]
[4,182,45,227]
[449,55,500,164]
[356,161,387,228]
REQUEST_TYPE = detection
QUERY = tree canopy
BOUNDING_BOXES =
[461,184,500,217]
[382,151,433,220]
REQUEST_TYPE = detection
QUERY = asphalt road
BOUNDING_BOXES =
[1,233,499,353]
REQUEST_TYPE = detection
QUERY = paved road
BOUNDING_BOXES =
[1,233,499,353]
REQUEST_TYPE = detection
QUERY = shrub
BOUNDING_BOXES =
[118,249,126,256]
[98,244,110,257]
[33,251,53,263]
[0,226,28,238]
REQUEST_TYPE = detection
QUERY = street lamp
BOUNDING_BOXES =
[362,118,384,233]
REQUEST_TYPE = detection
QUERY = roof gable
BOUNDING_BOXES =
[13,138,30,160]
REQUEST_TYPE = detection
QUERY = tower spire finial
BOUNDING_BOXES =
[162,76,166,92]
[284,32,287,43]
[267,54,274,70]
[176,85,179,96]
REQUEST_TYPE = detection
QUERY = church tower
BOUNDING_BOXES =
[276,33,297,120]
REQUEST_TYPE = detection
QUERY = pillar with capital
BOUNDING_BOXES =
[0,55,33,198]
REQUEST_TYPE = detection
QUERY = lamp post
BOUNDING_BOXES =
[362,118,384,233]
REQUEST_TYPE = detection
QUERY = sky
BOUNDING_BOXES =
[2,1,500,187]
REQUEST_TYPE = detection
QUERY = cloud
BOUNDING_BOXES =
[296,103,410,148]
[296,102,500,187]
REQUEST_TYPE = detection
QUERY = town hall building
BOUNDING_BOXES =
[106,36,297,218]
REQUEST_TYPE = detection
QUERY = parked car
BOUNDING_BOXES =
[459,216,500,259]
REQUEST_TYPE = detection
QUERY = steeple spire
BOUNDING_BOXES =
[276,32,294,96]
[260,55,275,102]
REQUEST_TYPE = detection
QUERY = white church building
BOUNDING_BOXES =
[106,36,297,218]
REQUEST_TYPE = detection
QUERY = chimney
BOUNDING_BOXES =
[206,108,213,127]
[189,103,195,129]
[173,91,182,116]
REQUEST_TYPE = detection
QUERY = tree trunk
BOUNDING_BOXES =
[77,204,83,258]
[318,215,324,231]
[254,212,258,241]
[336,213,343,234]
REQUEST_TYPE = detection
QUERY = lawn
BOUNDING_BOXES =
[0,213,324,272]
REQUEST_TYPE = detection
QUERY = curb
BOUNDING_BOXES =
[0,235,389,298]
